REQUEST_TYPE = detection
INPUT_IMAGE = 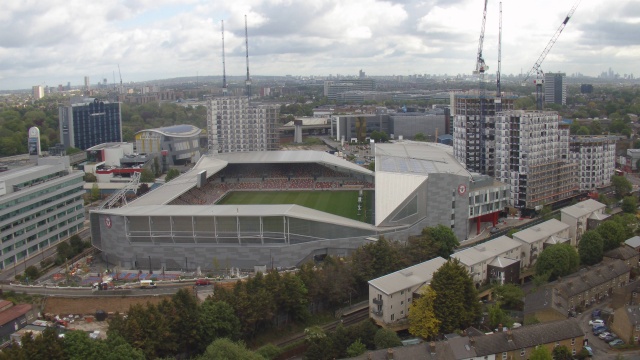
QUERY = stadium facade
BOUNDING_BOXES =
[134,124,204,166]
[90,143,508,271]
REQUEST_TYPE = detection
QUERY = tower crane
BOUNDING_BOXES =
[474,0,489,174]
[117,64,123,94]
[221,20,228,95]
[521,0,581,110]
[496,2,503,112]
[244,15,252,101]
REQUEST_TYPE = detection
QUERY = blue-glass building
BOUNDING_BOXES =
[59,98,122,150]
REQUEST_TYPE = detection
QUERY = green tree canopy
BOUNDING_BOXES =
[374,328,402,350]
[596,221,627,251]
[90,183,101,202]
[165,168,181,182]
[414,133,427,141]
[578,231,604,265]
[551,345,573,360]
[421,225,460,258]
[140,169,155,183]
[430,259,481,334]
[492,284,524,310]
[346,339,367,358]
[535,243,579,280]
[530,345,553,360]
[487,302,512,329]
[611,175,632,199]
[408,286,440,339]
[622,195,638,214]
[200,338,265,360]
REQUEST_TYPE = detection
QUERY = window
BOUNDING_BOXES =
[391,314,394,321]
[572,348,576,355]
[520,349,525,357]
[571,338,575,345]
[502,352,507,360]
[401,301,404,305]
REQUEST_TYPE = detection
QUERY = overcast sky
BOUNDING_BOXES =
[1,0,637,90]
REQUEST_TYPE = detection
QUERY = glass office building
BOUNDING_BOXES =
[59,98,122,150]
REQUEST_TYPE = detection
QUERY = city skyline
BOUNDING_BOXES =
[1,0,638,90]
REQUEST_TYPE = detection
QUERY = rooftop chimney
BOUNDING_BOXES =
[507,330,513,342]
[387,348,394,360]
[469,337,476,346]
[429,341,436,354]
[498,323,503,332]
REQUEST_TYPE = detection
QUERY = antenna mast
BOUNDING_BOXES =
[244,15,251,100]
[221,20,228,95]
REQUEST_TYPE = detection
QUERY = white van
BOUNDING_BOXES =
[139,280,157,289]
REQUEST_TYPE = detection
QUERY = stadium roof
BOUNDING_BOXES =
[215,150,372,176]
[86,142,131,151]
[134,124,201,138]
[97,204,378,230]
[127,150,373,207]
[374,141,471,225]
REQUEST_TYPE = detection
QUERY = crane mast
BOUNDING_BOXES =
[474,0,489,174]
[521,0,581,109]
[474,0,489,75]
[496,2,502,111]
[244,15,251,101]
[117,64,123,94]
[221,20,228,95]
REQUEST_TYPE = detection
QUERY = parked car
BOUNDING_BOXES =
[195,278,211,286]
[592,323,606,331]
[593,327,609,335]
[583,345,593,356]
[602,334,618,342]
[598,332,611,339]
[609,339,625,348]
[589,319,605,326]
[489,227,500,234]
[592,309,602,319]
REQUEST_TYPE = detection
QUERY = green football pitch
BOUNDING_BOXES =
[217,191,374,223]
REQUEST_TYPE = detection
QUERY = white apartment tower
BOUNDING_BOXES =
[451,90,516,176]
[207,96,279,153]
[32,86,44,100]
[495,110,577,210]
[568,136,617,191]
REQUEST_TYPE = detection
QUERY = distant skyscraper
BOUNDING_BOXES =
[207,97,279,153]
[59,98,122,150]
[544,72,566,105]
[84,76,90,91]
[32,85,44,100]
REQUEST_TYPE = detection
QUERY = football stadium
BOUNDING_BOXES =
[90,143,509,270]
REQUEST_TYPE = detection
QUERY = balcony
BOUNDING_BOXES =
[371,308,383,317]
[373,298,383,306]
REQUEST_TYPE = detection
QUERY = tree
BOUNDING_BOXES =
[255,344,282,360]
[538,205,552,220]
[578,231,604,265]
[576,126,590,135]
[622,195,638,214]
[83,172,97,182]
[535,243,579,280]
[198,300,241,347]
[589,120,603,135]
[421,225,459,258]
[90,183,101,202]
[414,133,427,141]
[611,175,632,199]
[140,169,155,183]
[346,339,367,358]
[374,328,402,350]
[69,234,86,254]
[405,235,439,264]
[367,161,375,171]
[200,338,265,360]
[165,168,180,182]
[492,284,524,310]
[530,345,553,360]
[596,221,626,251]
[430,259,480,334]
[487,302,512,329]
[408,286,440,339]
[551,345,573,360]
[24,266,39,282]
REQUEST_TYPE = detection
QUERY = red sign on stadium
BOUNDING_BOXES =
[457,184,467,196]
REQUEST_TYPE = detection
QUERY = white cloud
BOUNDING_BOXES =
[0,0,637,89]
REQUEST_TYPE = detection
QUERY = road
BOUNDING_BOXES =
[0,282,198,297]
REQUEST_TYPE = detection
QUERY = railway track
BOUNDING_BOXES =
[275,307,370,348]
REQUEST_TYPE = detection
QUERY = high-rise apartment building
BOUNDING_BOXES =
[544,72,566,105]
[84,76,90,91]
[32,86,44,100]
[59,98,122,150]
[569,135,617,191]
[0,157,85,270]
[451,91,516,176]
[206,97,279,153]
[495,110,577,210]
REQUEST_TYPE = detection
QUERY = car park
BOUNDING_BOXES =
[609,339,625,347]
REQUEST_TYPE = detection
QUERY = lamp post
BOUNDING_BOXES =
[148,256,151,274]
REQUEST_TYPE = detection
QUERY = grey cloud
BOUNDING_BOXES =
[578,21,640,47]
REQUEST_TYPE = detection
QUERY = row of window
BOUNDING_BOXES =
[0,177,82,212]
